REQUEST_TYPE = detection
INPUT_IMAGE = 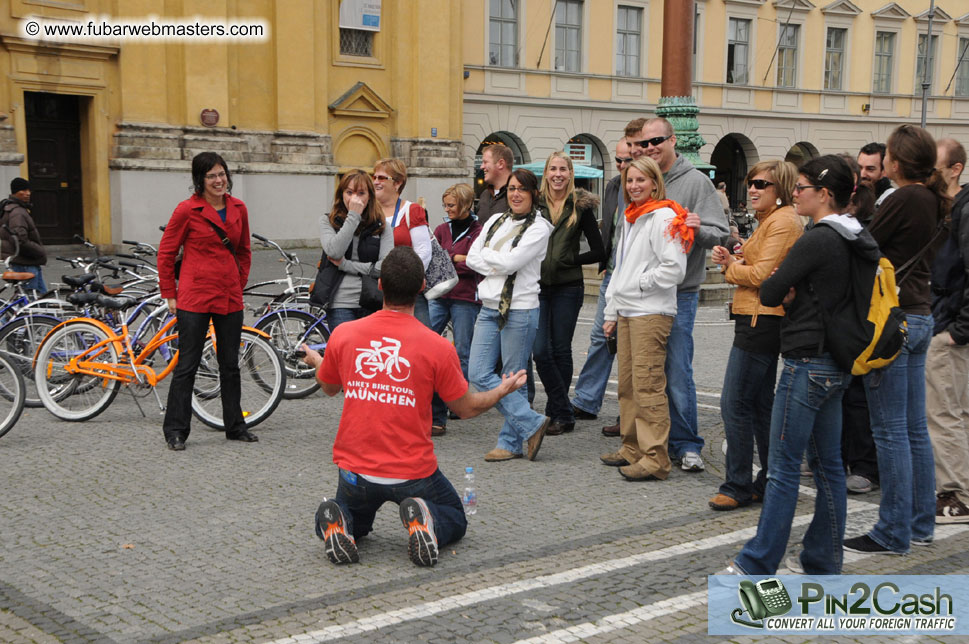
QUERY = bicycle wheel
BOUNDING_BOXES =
[254,309,329,399]
[0,353,26,438]
[0,314,62,407]
[35,321,121,422]
[190,330,285,429]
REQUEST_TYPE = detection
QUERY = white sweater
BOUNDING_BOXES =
[604,206,688,320]
[466,211,552,310]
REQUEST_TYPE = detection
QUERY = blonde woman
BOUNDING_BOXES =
[533,152,605,435]
[600,157,691,481]
[708,160,802,511]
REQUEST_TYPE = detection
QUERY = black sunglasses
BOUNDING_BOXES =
[615,156,634,165]
[747,179,775,190]
[631,135,672,149]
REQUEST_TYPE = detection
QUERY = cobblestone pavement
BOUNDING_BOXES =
[2,248,967,643]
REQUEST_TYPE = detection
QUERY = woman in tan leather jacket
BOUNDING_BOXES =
[708,160,803,511]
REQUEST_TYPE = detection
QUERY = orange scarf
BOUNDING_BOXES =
[624,199,695,253]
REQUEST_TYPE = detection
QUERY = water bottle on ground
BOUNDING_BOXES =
[462,466,477,515]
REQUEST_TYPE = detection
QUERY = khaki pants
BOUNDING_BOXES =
[616,314,674,479]
[926,332,969,506]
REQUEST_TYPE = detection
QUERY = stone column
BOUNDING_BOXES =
[656,0,712,171]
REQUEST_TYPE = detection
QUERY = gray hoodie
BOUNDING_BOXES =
[664,154,730,292]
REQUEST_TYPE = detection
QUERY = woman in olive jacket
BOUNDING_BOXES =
[533,151,605,435]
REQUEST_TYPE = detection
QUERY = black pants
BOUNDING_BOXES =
[162,309,246,442]
[840,375,879,483]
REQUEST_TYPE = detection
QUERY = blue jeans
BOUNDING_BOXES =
[571,272,615,416]
[9,263,46,294]
[326,307,370,330]
[469,307,545,453]
[326,468,467,546]
[862,313,935,552]
[533,283,585,423]
[719,345,777,504]
[414,293,431,328]
[429,298,481,426]
[666,291,702,457]
[735,356,850,575]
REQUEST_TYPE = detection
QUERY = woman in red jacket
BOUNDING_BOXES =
[157,152,255,451]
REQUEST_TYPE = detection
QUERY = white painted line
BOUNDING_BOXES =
[513,590,709,644]
[264,511,836,643]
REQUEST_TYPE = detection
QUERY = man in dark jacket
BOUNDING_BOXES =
[476,144,513,225]
[926,138,969,524]
[571,137,632,424]
[0,177,47,293]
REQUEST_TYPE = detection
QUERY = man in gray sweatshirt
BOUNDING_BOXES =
[627,117,729,472]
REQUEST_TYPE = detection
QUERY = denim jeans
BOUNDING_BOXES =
[325,467,467,546]
[429,298,481,426]
[734,355,850,575]
[719,345,777,504]
[326,307,370,331]
[666,291,702,457]
[163,309,246,442]
[533,283,585,423]
[9,263,47,294]
[571,272,615,416]
[862,313,935,552]
[469,307,545,453]
[414,293,431,328]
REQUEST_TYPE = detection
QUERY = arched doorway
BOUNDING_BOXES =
[785,141,819,167]
[710,133,758,211]
[565,133,606,199]
[474,131,529,198]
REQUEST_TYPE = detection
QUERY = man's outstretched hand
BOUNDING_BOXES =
[498,369,527,395]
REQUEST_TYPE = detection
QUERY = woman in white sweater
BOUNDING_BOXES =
[467,169,554,463]
[600,156,691,481]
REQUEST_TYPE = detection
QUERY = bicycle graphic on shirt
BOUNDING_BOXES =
[354,337,411,382]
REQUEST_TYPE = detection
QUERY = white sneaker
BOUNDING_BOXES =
[681,451,704,472]
[784,554,804,574]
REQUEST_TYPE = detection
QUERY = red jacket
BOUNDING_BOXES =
[158,194,251,314]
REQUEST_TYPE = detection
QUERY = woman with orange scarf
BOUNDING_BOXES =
[599,157,692,481]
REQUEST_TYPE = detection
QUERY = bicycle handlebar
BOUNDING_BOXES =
[252,233,268,242]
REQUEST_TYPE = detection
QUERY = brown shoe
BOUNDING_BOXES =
[485,448,522,462]
[599,451,630,467]
[619,462,662,481]
[431,425,446,437]
[526,417,550,461]
[545,421,575,436]
[709,493,745,511]
[601,422,620,437]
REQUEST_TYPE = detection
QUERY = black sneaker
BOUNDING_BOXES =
[572,405,597,421]
[315,500,359,564]
[937,491,969,524]
[843,534,901,555]
[399,497,438,567]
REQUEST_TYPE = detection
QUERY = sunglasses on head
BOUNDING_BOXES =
[631,135,672,149]
[747,179,775,190]
[615,156,634,165]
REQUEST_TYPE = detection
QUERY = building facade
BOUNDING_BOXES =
[0,0,465,246]
[463,0,969,207]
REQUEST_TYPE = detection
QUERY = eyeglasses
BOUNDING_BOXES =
[615,156,634,165]
[631,135,672,149]
[372,174,394,182]
[794,184,822,193]
[506,186,529,193]
[205,171,227,181]
[747,179,775,190]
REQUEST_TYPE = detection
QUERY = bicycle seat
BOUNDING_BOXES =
[67,292,101,306]
[62,273,97,288]
[96,294,139,310]
[1,271,36,283]
[100,284,125,296]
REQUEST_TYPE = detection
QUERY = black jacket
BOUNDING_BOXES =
[538,189,604,287]
[599,174,622,273]
[476,185,508,227]
[0,196,46,266]
[931,184,969,343]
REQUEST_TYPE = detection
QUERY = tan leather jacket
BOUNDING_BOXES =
[725,205,803,324]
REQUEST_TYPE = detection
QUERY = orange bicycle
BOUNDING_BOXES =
[33,295,285,426]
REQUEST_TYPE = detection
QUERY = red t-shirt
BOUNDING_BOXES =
[392,202,428,247]
[318,310,467,479]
